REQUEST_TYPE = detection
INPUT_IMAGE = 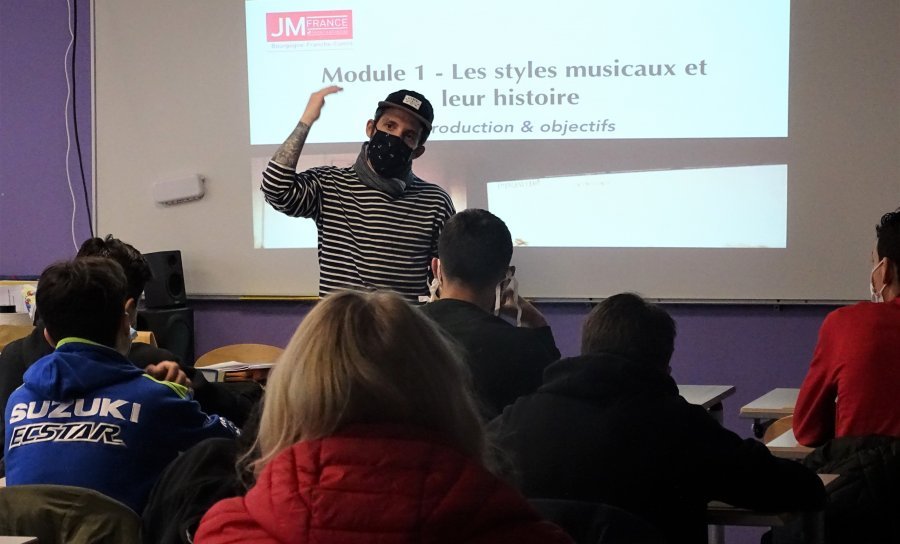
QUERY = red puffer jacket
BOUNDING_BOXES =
[195,424,572,544]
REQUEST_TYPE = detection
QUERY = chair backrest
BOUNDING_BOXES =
[529,498,666,544]
[764,415,794,443]
[195,343,284,367]
[0,484,141,544]
[0,325,34,351]
[133,330,158,347]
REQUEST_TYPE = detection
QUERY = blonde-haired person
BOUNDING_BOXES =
[195,290,572,544]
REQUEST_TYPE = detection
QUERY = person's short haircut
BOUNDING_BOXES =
[37,257,129,348]
[438,209,513,290]
[76,235,151,302]
[581,293,676,370]
[876,209,900,267]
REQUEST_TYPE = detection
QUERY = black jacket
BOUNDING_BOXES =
[142,405,261,544]
[490,354,826,544]
[141,438,245,544]
[802,435,900,544]
[420,299,560,418]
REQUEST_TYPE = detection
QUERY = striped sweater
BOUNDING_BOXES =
[262,160,455,301]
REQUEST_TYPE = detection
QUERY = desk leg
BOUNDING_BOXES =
[752,418,773,439]
[709,402,724,426]
[802,510,825,544]
[708,402,727,544]
[770,510,825,544]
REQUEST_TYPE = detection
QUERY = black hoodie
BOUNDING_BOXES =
[490,353,826,544]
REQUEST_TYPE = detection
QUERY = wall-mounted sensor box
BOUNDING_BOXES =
[153,175,206,206]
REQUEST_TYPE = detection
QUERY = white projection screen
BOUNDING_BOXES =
[94,0,900,301]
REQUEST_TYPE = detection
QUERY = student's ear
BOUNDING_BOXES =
[431,257,441,280]
[411,145,425,160]
[365,119,375,139]
[43,328,57,348]
[123,298,137,330]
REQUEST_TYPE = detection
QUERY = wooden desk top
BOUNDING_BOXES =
[678,385,736,410]
[0,538,38,544]
[740,388,799,420]
[766,428,814,460]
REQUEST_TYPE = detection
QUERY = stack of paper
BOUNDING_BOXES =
[198,361,275,383]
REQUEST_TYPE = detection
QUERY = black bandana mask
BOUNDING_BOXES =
[365,130,414,179]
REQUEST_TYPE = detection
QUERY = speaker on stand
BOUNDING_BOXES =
[138,250,195,365]
[143,250,187,308]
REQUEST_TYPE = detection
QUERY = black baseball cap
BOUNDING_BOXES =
[378,90,433,129]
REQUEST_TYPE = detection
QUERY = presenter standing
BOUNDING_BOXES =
[261,86,455,301]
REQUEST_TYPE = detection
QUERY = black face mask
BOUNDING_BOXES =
[366,130,414,179]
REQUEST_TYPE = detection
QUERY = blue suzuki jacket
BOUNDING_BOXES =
[3,338,238,513]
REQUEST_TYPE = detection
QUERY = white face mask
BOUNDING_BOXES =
[427,276,441,303]
[494,268,522,327]
[870,258,886,303]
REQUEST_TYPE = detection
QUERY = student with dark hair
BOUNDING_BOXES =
[0,236,259,441]
[262,86,455,301]
[420,209,559,418]
[580,292,677,369]
[141,404,262,544]
[77,235,152,303]
[3,258,238,514]
[794,209,900,445]
[491,293,826,544]
[76,235,189,385]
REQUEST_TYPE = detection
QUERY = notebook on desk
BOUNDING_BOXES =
[198,361,274,384]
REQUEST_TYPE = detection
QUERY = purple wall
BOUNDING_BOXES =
[0,4,839,542]
[191,299,835,437]
[0,0,93,274]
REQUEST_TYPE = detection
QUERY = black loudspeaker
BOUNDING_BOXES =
[137,307,195,366]
[143,250,186,309]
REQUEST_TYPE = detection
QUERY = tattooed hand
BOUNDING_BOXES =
[300,85,343,126]
[272,85,343,168]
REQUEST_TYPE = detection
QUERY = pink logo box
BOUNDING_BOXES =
[266,10,353,42]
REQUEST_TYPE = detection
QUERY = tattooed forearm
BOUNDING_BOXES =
[271,121,310,168]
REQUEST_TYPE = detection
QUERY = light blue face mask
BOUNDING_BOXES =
[129,326,138,341]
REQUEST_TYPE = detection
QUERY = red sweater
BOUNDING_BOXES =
[794,299,900,446]
[195,424,572,544]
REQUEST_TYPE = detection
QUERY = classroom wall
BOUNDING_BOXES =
[0,1,838,437]
[190,299,834,434]
[0,0,93,273]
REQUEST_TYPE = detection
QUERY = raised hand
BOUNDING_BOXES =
[273,86,343,168]
[300,85,344,126]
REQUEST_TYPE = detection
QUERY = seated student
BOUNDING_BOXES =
[3,257,239,514]
[140,405,261,544]
[490,293,826,544]
[0,235,259,436]
[794,209,900,446]
[420,209,560,417]
[195,290,572,544]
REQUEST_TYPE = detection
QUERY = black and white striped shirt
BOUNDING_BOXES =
[262,160,455,301]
